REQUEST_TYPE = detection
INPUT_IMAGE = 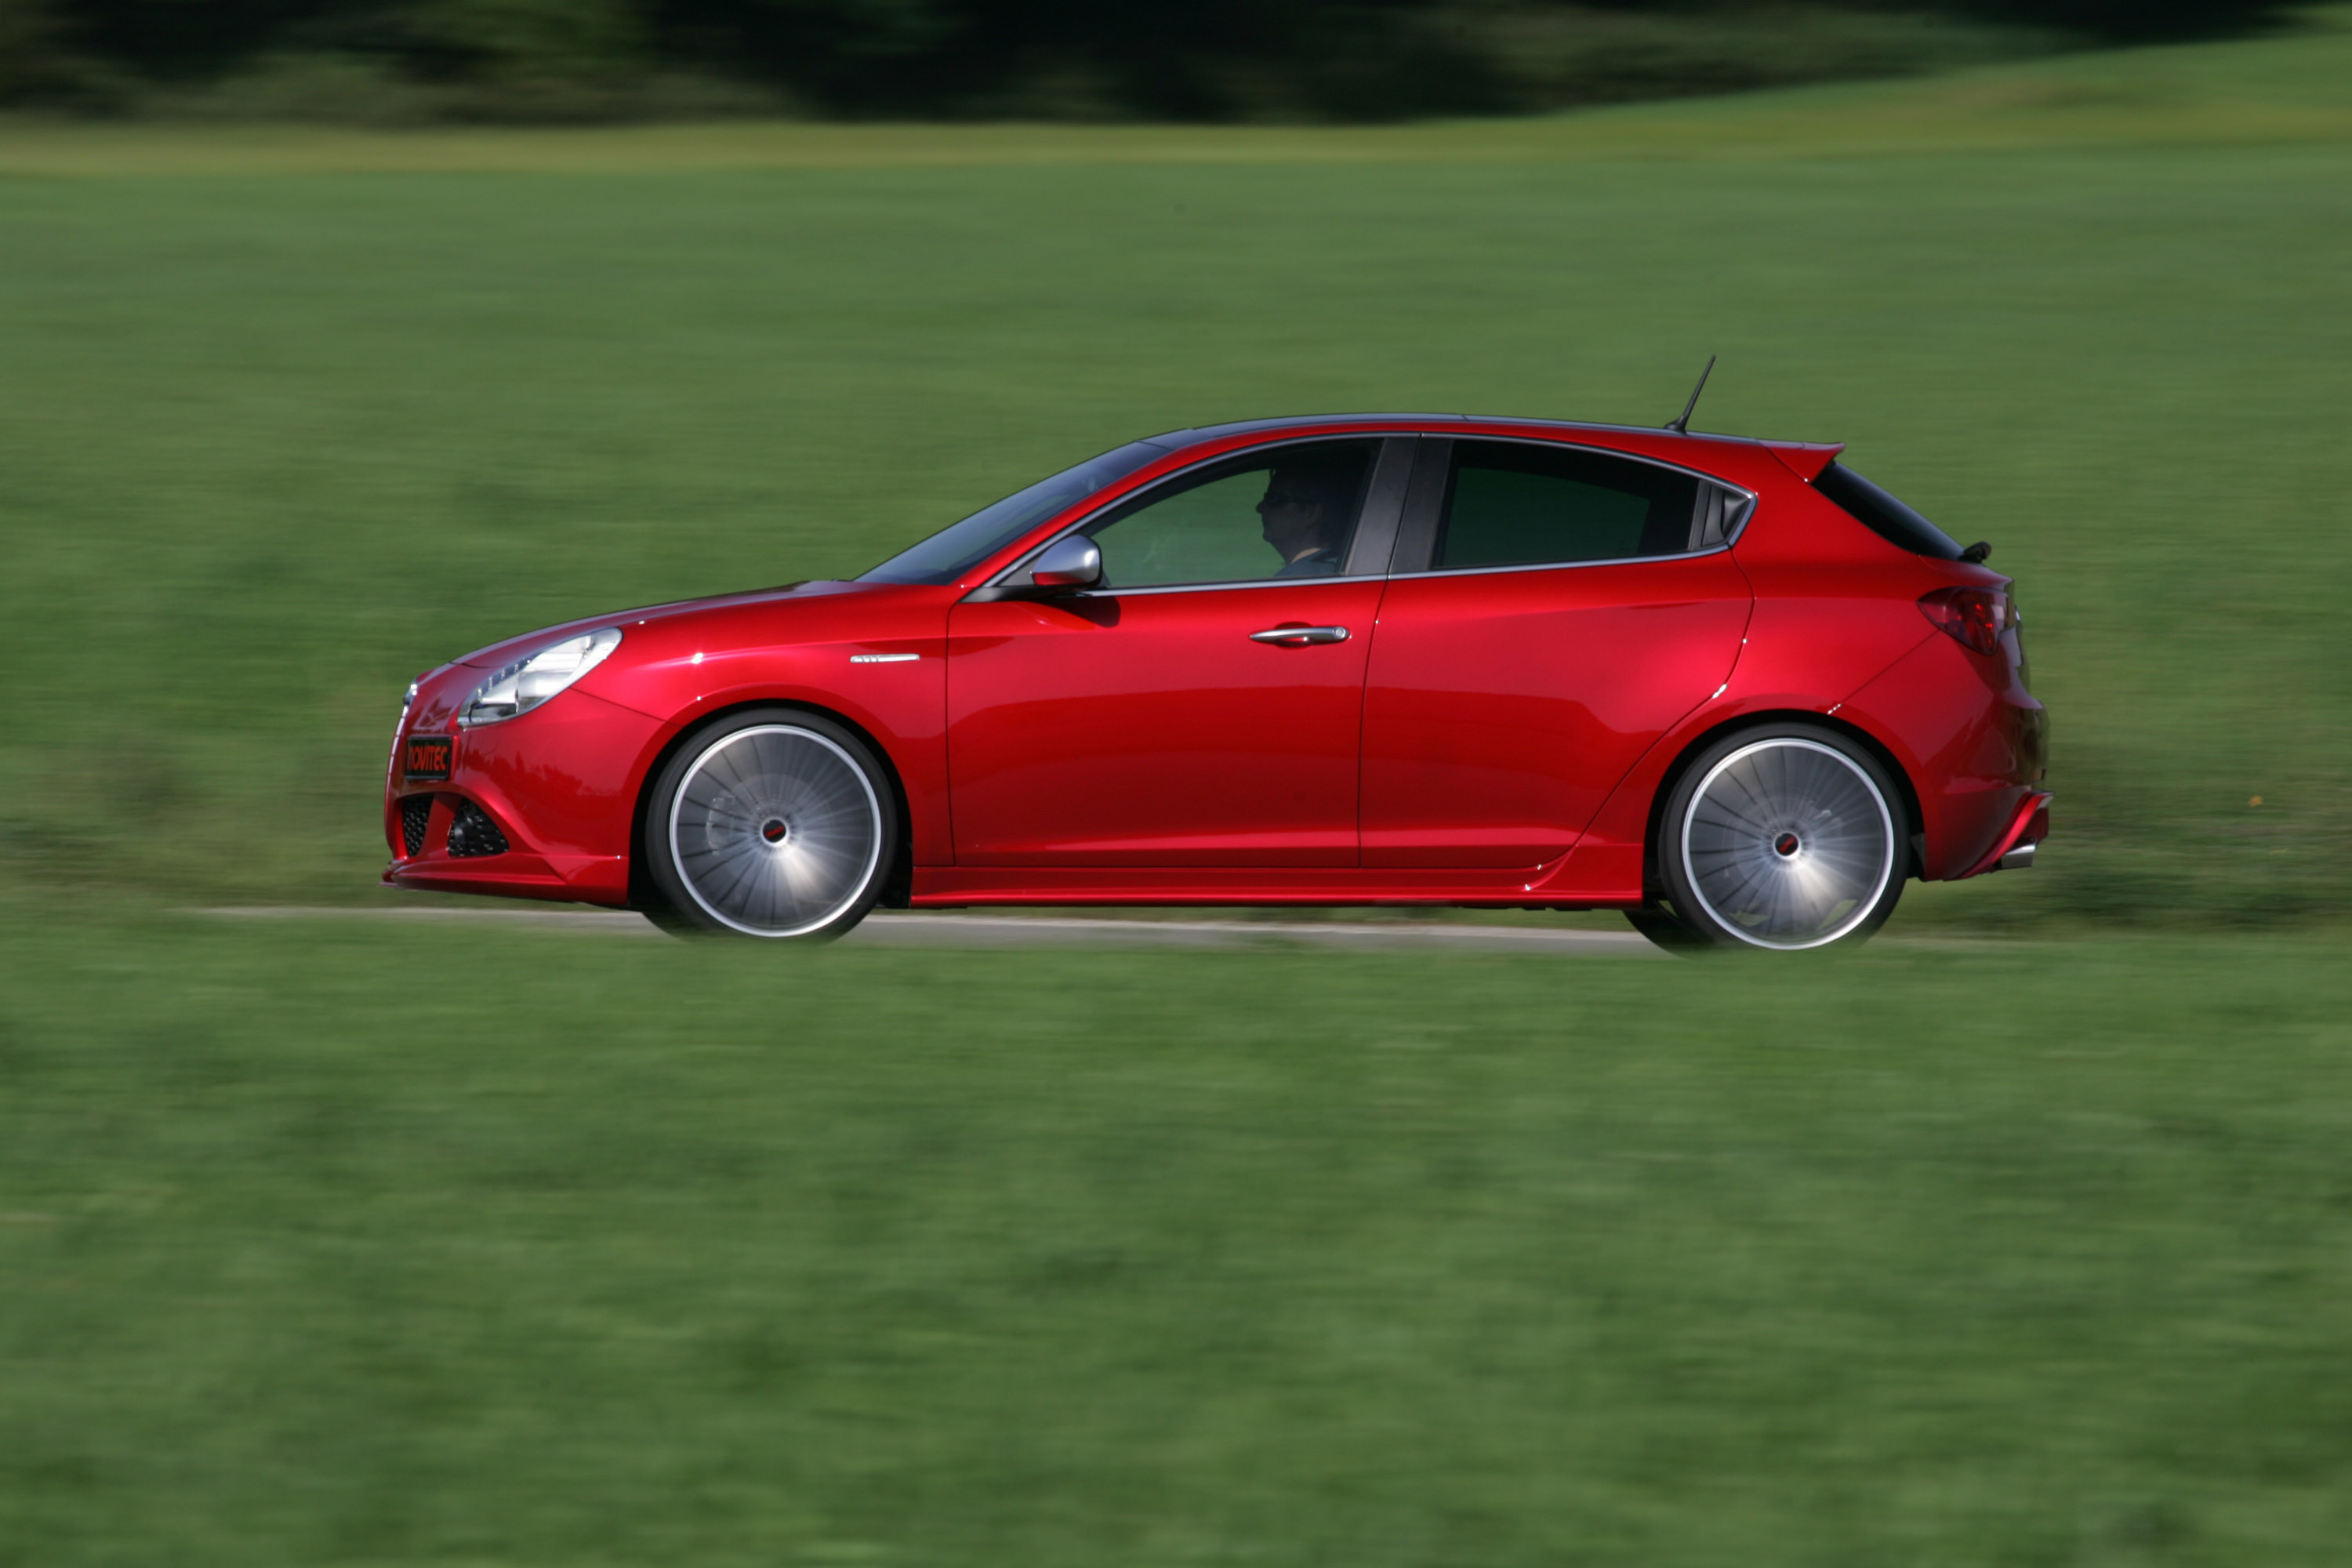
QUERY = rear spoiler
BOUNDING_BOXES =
[1762,441,1846,481]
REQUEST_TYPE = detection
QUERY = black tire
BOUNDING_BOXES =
[1621,908,1716,953]
[640,708,900,942]
[1647,723,1910,952]
[637,902,702,938]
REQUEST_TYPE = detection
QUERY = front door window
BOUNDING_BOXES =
[1080,441,1378,587]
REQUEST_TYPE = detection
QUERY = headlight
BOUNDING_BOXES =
[459,628,621,727]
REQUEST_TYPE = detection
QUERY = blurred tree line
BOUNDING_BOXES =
[0,0,2298,121]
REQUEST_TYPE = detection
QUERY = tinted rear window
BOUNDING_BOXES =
[1813,463,1963,560]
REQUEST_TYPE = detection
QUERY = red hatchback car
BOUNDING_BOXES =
[385,412,2049,950]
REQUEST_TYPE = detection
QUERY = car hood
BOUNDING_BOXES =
[451,579,884,669]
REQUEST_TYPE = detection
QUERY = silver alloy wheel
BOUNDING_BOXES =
[666,724,884,938]
[1679,737,1896,950]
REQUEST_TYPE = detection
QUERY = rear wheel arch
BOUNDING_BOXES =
[1642,709,1928,898]
[626,698,916,915]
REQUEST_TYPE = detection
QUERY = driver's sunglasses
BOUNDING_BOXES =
[1258,491,1318,509]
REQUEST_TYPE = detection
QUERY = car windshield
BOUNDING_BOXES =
[858,440,1173,585]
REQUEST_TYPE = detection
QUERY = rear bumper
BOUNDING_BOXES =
[1954,790,2053,880]
[1836,629,2048,880]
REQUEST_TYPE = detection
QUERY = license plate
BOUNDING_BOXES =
[402,735,453,782]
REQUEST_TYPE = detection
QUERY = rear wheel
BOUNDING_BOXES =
[1634,724,1908,952]
[641,709,898,942]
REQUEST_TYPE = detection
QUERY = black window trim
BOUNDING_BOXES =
[1385,435,1757,579]
[970,434,1420,600]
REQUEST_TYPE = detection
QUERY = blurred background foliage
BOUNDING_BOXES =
[4,13,2350,930]
[2,3,2348,934]
[0,0,2303,123]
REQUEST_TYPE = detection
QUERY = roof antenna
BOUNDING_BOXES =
[1664,355,1716,435]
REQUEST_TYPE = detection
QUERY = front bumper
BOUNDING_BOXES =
[382,688,664,906]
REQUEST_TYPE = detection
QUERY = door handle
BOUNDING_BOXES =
[1249,625,1351,647]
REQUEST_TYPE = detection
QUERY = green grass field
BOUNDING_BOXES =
[4,19,2352,1565]
[5,914,2350,1563]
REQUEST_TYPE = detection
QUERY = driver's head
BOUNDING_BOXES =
[1256,456,1355,563]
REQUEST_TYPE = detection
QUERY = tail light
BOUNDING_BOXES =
[1918,586,2013,657]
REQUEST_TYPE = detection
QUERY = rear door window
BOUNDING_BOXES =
[1432,441,1722,570]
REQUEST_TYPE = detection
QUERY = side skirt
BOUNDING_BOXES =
[910,865,1639,909]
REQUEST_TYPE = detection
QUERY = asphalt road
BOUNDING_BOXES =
[198,905,1664,956]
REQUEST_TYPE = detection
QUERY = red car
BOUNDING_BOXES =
[385,410,2048,950]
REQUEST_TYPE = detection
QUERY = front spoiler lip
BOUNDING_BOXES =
[385,852,565,894]
[383,851,630,905]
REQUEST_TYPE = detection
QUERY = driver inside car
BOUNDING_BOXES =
[1256,456,1356,576]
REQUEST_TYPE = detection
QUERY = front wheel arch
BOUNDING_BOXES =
[626,699,916,917]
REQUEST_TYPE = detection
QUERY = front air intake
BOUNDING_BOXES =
[399,794,434,858]
[445,799,510,858]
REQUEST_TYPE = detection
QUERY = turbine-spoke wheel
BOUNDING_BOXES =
[645,713,896,940]
[1635,727,1907,953]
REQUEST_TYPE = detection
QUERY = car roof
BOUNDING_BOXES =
[1137,412,1843,477]
[1149,412,1573,439]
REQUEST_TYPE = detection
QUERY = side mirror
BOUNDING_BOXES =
[1028,535,1102,591]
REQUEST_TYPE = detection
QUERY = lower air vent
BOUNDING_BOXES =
[445,798,510,858]
[399,794,434,858]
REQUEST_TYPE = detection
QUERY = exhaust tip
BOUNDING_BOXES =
[1997,842,2037,872]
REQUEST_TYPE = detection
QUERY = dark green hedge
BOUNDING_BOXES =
[2,0,2299,119]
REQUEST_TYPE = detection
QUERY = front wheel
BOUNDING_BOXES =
[1633,724,1910,953]
[641,709,899,941]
